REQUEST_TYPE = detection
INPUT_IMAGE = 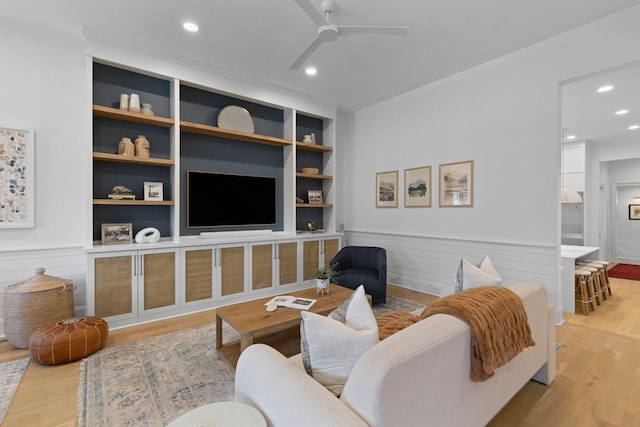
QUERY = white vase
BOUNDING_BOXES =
[316,278,328,289]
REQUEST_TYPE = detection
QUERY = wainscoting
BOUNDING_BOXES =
[0,247,87,337]
[345,230,562,324]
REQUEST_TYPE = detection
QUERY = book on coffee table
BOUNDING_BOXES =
[265,295,317,310]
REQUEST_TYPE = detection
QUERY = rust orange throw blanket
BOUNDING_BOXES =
[420,286,535,382]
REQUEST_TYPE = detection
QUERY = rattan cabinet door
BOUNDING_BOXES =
[303,240,320,281]
[141,250,178,311]
[93,253,135,318]
[220,245,246,297]
[251,243,273,291]
[323,238,340,270]
[278,241,298,286]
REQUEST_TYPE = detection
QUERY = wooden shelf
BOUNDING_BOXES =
[296,173,332,180]
[93,105,175,128]
[93,152,175,167]
[296,203,332,208]
[180,120,292,147]
[296,142,332,153]
[93,199,175,206]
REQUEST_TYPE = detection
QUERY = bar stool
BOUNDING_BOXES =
[585,259,612,297]
[574,269,594,315]
[577,262,606,303]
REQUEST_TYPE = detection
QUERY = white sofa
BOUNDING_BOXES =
[235,282,556,427]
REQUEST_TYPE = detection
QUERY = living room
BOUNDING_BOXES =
[2,1,640,426]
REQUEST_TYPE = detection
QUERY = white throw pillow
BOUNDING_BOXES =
[453,255,502,293]
[300,285,379,396]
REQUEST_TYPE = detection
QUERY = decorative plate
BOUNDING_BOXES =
[217,105,255,133]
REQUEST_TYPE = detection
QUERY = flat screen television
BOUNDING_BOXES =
[187,170,277,228]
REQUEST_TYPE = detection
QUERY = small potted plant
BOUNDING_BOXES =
[315,267,335,295]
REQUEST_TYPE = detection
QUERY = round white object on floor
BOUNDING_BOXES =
[167,401,266,427]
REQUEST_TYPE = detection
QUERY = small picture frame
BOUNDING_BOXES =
[405,166,432,208]
[144,182,163,201]
[439,160,473,207]
[101,223,133,245]
[308,190,323,204]
[376,170,398,208]
[629,204,640,220]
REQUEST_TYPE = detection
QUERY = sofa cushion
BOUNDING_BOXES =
[300,285,379,396]
[454,255,502,293]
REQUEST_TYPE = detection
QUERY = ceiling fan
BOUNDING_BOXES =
[291,0,410,70]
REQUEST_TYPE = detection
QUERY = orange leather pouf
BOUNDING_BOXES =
[29,316,109,365]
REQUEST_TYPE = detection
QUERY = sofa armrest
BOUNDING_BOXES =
[235,344,368,427]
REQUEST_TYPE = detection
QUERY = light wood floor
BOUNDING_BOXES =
[1,281,639,426]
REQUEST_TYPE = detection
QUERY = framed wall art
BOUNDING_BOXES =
[404,166,431,208]
[376,170,398,208]
[629,204,640,220]
[307,189,323,204]
[101,223,133,245]
[0,127,35,228]
[144,181,164,201]
[439,160,474,207]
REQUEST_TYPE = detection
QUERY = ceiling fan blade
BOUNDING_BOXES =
[293,0,326,27]
[290,36,324,70]
[338,26,410,36]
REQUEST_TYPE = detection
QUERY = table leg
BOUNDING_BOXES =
[216,314,222,349]
[240,334,254,353]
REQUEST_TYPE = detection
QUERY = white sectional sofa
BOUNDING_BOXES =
[235,282,556,427]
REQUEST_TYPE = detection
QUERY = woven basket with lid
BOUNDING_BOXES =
[3,268,75,348]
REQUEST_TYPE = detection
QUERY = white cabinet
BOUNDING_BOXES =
[87,248,180,325]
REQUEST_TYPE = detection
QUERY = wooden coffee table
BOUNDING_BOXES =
[215,285,356,353]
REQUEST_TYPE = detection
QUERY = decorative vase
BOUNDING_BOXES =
[118,137,135,156]
[119,93,129,110]
[134,135,150,158]
[141,103,154,115]
[129,93,141,113]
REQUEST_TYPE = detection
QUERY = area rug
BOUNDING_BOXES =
[0,357,30,424]
[607,263,640,281]
[77,294,425,427]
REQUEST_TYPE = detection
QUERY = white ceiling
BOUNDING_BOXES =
[2,0,640,115]
[562,62,640,145]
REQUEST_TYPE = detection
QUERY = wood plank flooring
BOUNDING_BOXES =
[1,280,638,426]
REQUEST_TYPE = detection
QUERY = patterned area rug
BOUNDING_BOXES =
[0,357,30,424]
[77,294,424,426]
[607,263,640,281]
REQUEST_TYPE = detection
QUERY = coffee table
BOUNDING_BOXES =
[215,285,356,353]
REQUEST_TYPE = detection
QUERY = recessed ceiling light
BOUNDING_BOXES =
[183,22,199,33]
[629,124,640,130]
[615,109,629,115]
[305,67,317,76]
[566,135,576,140]
[597,85,613,93]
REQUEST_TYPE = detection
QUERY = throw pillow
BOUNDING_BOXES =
[454,255,502,293]
[300,285,379,396]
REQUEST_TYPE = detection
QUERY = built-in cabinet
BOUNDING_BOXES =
[88,248,180,323]
[88,61,340,327]
[87,236,341,327]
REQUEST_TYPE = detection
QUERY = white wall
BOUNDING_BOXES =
[0,20,88,251]
[338,5,640,318]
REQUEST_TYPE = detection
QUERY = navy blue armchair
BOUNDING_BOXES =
[330,246,387,304]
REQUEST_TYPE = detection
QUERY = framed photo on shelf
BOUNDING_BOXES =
[439,160,473,207]
[101,223,133,245]
[308,190,323,204]
[376,170,398,208]
[144,181,163,201]
[404,166,431,208]
[0,126,35,228]
[629,204,640,220]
